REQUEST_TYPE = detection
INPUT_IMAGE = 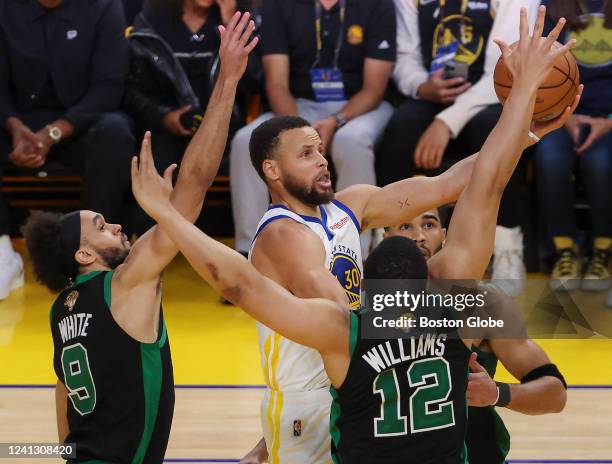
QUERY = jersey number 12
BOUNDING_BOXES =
[373,357,455,436]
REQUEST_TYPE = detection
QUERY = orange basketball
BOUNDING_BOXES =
[493,42,580,121]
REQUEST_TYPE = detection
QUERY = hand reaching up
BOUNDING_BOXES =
[131,131,177,222]
[494,6,576,93]
[218,11,259,83]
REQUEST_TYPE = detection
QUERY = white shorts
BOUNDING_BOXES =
[261,388,333,464]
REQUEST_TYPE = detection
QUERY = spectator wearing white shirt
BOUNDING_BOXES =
[376,0,539,296]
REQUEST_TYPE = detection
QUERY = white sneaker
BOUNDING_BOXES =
[491,226,526,297]
[0,252,24,300]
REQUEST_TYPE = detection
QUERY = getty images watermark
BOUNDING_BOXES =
[360,279,611,340]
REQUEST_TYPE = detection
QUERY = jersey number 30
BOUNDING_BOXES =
[61,343,97,415]
[373,357,454,436]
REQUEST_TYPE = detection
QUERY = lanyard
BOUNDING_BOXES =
[313,0,346,69]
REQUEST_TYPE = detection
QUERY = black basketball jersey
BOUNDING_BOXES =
[466,345,510,464]
[50,271,175,464]
[330,309,471,464]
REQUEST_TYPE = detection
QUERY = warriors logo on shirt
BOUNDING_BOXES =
[330,252,361,308]
[569,14,612,68]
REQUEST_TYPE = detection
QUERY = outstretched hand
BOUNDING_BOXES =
[494,6,576,91]
[218,11,259,82]
[131,131,177,222]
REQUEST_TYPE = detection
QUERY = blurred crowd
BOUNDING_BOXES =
[0,0,610,301]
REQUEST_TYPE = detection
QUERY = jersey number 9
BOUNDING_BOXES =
[61,343,97,415]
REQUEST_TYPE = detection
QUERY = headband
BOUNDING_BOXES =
[59,211,81,280]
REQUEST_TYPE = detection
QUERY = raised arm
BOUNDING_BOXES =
[130,131,349,355]
[114,12,258,288]
[468,338,567,415]
[336,152,477,230]
[488,338,567,414]
[428,6,581,280]
[337,120,557,231]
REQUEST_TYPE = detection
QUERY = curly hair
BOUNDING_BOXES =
[22,211,72,293]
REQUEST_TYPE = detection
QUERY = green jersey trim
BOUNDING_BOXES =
[132,344,163,463]
[102,270,166,348]
[349,311,359,355]
[103,271,113,308]
[102,270,165,462]
[329,386,342,464]
[471,344,510,463]
[74,271,104,287]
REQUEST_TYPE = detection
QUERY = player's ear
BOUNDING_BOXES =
[75,248,96,266]
[441,228,447,248]
[262,159,280,182]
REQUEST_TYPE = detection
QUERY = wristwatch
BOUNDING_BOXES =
[46,125,63,143]
[333,113,348,129]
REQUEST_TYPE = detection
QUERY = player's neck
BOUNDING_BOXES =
[77,262,112,277]
[269,191,322,218]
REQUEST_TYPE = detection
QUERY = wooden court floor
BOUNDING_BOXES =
[0,239,611,462]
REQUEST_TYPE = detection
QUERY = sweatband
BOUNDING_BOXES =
[495,382,511,407]
[521,363,567,389]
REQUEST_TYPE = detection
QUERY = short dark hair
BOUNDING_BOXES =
[364,236,429,280]
[249,116,310,181]
[22,211,71,292]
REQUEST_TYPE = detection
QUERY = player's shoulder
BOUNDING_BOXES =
[256,217,323,252]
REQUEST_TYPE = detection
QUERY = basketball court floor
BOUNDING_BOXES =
[1,239,611,463]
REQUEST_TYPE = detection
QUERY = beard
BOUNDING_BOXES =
[283,172,334,206]
[95,245,129,269]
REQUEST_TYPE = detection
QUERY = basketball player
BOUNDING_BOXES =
[242,8,578,464]
[131,7,580,462]
[385,210,568,464]
[21,13,258,463]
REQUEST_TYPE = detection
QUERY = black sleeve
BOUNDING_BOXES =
[260,0,289,56]
[364,0,396,62]
[123,52,173,131]
[63,0,130,133]
[0,26,17,128]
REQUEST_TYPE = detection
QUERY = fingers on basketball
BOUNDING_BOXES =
[494,38,581,121]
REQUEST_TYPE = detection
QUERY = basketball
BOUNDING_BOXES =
[494,42,580,121]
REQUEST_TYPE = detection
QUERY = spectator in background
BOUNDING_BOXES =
[122,0,145,24]
[229,0,397,257]
[124,0,262,234]
[376,0,538,296]
[0,0,134,300]
[535,0,612,292]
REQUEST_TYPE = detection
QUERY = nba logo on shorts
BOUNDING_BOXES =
[293,419,302,437]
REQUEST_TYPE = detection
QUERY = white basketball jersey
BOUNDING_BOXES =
[250,200,363,392]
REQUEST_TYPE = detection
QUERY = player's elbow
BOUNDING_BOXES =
[549,385,568,413]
